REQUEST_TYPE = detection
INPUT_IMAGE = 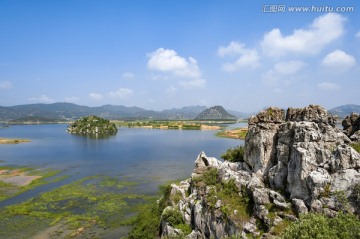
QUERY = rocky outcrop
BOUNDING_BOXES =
[159,105,360,239]
[67,115,118,136]
[342,113,360,142]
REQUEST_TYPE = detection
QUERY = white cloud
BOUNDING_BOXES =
[0,81,13,90]
[218,41,259,71]
[261,13,346,56]
[262,60,306,84]
[64,96,80,103]
[179,79,206,89]
[147,48,201,78]
[28,94,54,103]
[89,93,104,100]
[109,88,133,99]
[122,72,135,79]
[317,82,340,90]
[321,50,356,70]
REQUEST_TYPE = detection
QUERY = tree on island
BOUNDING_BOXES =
[67,116,118,136]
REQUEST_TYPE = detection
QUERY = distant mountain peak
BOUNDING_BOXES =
[194,105,237,120]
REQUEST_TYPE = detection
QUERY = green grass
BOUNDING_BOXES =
[350,143,360,153]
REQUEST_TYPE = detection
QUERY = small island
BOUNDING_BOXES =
[67,116,118,136]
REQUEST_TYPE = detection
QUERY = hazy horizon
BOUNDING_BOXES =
[1,1,359,112]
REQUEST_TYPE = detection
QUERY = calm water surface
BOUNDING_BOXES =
[0,124,243,198]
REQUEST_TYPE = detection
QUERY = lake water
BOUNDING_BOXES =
[0,124,244,203]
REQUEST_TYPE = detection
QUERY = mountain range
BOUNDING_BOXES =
[0,103,247,122]
[0,103,358,122]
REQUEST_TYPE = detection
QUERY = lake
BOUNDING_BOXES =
[0,124,244,204]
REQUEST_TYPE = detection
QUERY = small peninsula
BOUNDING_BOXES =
[67,116,118,136]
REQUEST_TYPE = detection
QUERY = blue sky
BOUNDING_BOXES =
[0,0,359,112]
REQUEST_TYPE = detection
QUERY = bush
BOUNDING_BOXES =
[280,213,360,239]
[221,145,245,163]
[128,202,160,239]
[162,208,184,226]
[193,168,219,186]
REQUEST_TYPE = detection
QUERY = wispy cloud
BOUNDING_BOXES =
[89,93,104,100]
[317,82,340,91]
[122,72,135,79]
[179,78,206,89]
[263,60,306,85]
[218,41,259,71]
[109,88,134,99]
[64,96,80,103]
[28,94,54,103]
[0,81,13,90]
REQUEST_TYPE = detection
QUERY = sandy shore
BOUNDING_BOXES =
[0,138,30,144]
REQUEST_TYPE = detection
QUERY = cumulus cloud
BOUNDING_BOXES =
[263,60,306,84]
[28,94,54,103]
[317,82,340,90]
[147,48,201,78]
[178,79,206,89]
[122,72,135,79]
[109,88,134,99]
[321,50,356,70]
[261,13,346,56]
[218,41,259,71]
[0,81,13,90]
[89,93,104,100]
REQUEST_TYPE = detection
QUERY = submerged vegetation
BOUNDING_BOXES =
[0,175,149,239]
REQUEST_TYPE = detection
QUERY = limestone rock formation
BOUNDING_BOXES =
[342,113,360,142]
[159,105,360,239]
[67,115,118,136]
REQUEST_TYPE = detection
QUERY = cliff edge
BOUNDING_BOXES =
[159,105,360,238]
